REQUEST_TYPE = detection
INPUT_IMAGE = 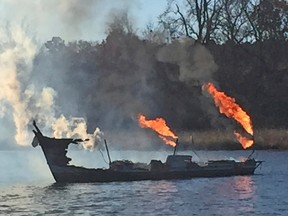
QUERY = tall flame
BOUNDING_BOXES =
[203,83,254,149]
[138,114,178,147]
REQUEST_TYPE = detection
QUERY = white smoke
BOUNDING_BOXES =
[0,24,102,149]
[0,25,37,145]
[52,115,103,150]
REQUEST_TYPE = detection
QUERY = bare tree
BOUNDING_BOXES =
[159,0,222,44]
[244,0,288,42]
[141,22,169,44]
[186,0,223,43]
[216,0,252,44]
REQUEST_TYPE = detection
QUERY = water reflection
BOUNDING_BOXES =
[206,176,257,215]
[234,176,256,214]
[147,180,178,194]
[234,176,255,200]
[145,181,179,206]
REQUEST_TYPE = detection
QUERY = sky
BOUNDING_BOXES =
[0,0,167,42]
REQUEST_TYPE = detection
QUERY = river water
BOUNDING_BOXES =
[0,149,287,215]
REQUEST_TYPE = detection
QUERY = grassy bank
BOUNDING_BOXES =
[177,129,288,150]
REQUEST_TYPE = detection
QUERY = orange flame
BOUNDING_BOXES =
[203,83,254,149]
[234,132,254,149]
[138,114,178,147]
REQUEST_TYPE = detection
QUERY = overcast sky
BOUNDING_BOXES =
[0,0,167,42]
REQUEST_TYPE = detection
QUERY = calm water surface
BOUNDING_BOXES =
[0,150,287,215]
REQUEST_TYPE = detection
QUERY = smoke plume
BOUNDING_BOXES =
[156,38,233,129]
[0,25,37,145]
[0,25,102,149]
[0,0,162,150]
[157,38,218,86]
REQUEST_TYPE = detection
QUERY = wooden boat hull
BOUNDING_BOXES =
[31,121,262,183]
[49,162,260,183]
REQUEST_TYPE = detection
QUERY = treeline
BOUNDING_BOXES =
[153,0,287,44]
[32,0,288,135]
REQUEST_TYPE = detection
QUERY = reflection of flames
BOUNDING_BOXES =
[234,176,255,201]
[203,83,254,149]
[138,114,178,147]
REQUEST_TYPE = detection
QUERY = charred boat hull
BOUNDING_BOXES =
[50,166,258,183]
[31,121,262,183]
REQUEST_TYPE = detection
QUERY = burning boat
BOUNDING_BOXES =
[32,121,262,183]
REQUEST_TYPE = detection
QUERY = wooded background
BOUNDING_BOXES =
[32,0,288,149]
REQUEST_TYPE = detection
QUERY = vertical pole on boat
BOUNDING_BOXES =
[104,139,112,166]
[248,149,255,159]
[173,138,179,156]
[248,136,255,159]
[190,134,194,145]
